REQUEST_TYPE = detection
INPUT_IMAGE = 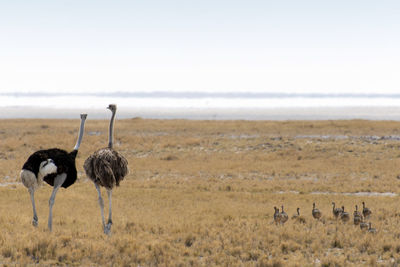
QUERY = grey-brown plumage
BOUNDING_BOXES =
[312,203,322,220]
[340,206,350,223]
[273,206,280,225]
[312,203,322,219]
[294,208,306,224]
[84,104,128,234]
[353,205,362,225]
[279,205,288,225]
[291,207,300,219]
[360,218,369,230]
[362,201,372,218]
[332,202,343,219]
[367,222,377,234]
[84,148,128,190]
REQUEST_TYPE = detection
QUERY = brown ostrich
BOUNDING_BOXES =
[353,205,362,225]
[279,205,288,225]
[332,202,343,219]
[84,104,128,234]
[273,206,281,225]
[362,201,372,218]
[340,206,350,223]
[312,202,322,219]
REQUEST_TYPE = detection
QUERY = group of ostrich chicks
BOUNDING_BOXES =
[20,104,128,235]
[274,201,376,233]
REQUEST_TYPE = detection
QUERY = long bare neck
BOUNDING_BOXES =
[108,110,116,149]
[73,114,87,151]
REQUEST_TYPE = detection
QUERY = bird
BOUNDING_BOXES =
[84,104,128,235]
[362,201,372,218]
[353,205,362,225]
[273,207,281,225]
[332,202,343,219]
[354,205,362,217]
[360,218,369,230]
[340,206,350,223]
[312,203,322,219]
[279,205,288,225]
[292,207,306,224]
[291,207,300,219]
[368,222,377,234]
[20,114,87,231]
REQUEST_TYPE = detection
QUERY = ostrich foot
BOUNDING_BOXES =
[104,225,111,235]
[104,221,112,235]
[32,218,38,227]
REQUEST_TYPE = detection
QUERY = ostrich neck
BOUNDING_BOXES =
[108,111,116,149]
[73,117,86,150]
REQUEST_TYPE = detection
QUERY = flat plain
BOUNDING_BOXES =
[1,118,400,266]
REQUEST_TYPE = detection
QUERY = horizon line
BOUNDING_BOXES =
[1,91,400,99]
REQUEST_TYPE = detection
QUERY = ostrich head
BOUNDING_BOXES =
[107,104,117,113]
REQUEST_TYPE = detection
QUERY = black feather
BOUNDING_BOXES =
[22,148,78,188]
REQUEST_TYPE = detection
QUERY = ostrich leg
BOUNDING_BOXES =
[104,189,113,235]
[29,188,38,227]
[48,173,67,232]
[95,183,107,233]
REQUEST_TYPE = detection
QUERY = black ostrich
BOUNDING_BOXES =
[84,104,128,235]
[20,114,87,231]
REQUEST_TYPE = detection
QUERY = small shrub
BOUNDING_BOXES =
[162,155,179,161]
[185,235,196,247]
[2,247,13,258]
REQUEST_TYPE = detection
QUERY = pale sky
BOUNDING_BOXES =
[1,0,399,94]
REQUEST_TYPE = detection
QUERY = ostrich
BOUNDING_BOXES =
[340,206,350,223]
[354,205,362,217]
[279,205,288,225]
[360,218,369,230]
[354,212,362,225]
[312,203,322,219]
[273,207,281,225]
[362,201,372,218]
[367,222,377,234]
[332,202,343,218]
[291,207,300,219]
[84,104,128,234]
[353,205,362,225]
[20,114,87,231]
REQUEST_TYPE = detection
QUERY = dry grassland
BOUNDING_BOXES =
[1,118,400,266]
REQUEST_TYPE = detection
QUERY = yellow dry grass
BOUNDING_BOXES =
[1,118,400,266]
